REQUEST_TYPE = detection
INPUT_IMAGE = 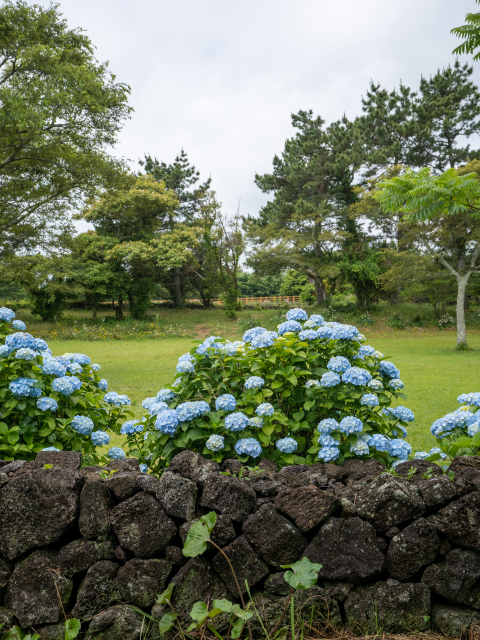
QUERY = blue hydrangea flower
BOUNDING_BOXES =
[12,320,26,330]
[391,425,408,438]
[0,345,10,358]
[415,451,429,459]
[428,447,447,460]
[307,314,325,327]
[357,345,375,359]
[453,409,477,426]
[36,397,58,412]
[379,361,400,379]
[91,364,101,371]
[388,406,414,422]
[63,352,91,365]
[156,388,175,402]
[339,416,363,434]
[235,438,262,457]
[277,437,298,453]
[368,379,383,390]
[468,422,480,437]
[176,402,198,422]
[332,324,359,340]
[318,445,340,462]
[278,320,302,335]
[316,325,335,340]
[71,415,94,435]
[15,348,37,360]
[321,371,341,387]
[155,410,179,435]
[216,394,237,411]
[342,367,372,386]
[91,431,110,446]
[319,434,338,446]
[305,380,321,388]
[108,447,126,460]
[196,338,222,355]
[350,440,370,455]
[9,377,40,397]
[178,353,193,363]
[287,308,308,321]
[52,376,76,396]
[225,412,249,431]
[318,418,339,434]
[388,379,405,390]
[66,362,83,375]
[361,393,379,407]
[327,356,351,373]
[6,332,36,351]
[146,402,169,416]
[42,359,66,377]
[251,331,277,348]
[35,339,49,351]
[256,403,274,416]
[98,379,108,392]
[243,327,268,343]
[177,360,194,373]
[206,434,224,451]
[0,306,15,322]
[41,446,60,452]
[389,439,412,459]
[104,392,130,406]
[245,376,264,390]
[220,342,238,356]
[369,434,391,451]
[195,401,210,415]
[121,420,144,435]
[248,416,263,428]
[142,397,157,411]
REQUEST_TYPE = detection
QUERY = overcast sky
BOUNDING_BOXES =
[39,0,479,223]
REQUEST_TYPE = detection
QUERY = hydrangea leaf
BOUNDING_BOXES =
[159,613,176,634]
[190,601,209,622]
[281,557,323,590]
[183,512,217,557]
[156,583,174,605]
[65,618,81,640]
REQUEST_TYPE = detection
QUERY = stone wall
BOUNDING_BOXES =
[2,451,480,639]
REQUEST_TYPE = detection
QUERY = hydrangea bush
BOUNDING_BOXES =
[0,307,133,463]
[124,309,414,472]
[421,392,480,461]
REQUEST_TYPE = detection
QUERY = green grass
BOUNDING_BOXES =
[47,331,480,456]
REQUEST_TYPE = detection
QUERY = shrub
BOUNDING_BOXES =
[423,392,480,461]
[438,313,455,329]
[0,307,133,463]
[388,313,405,330]
[125,309,414,472]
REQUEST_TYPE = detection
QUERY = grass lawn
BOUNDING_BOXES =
[47,329,480,456]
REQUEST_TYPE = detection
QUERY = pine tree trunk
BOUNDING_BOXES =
[173,268,184,308]
[456,274,469,348]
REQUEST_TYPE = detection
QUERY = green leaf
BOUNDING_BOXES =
[183,512,216,557]
[156,583,174,605]
[282,557,323,590]
[287,375,297,386]
[231,616,244,639]
[64,618,81,640]
[211,599,233,614]
[0,627,26,640]
[190,601,209,622]
[0,423,8,436]
[159,612,176,634]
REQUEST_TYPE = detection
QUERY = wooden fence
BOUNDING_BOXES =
[101,295,300,307]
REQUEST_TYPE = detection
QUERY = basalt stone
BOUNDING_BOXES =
[454,467,480,496]
[302,517,384,584]
[105,457,140,473]
[416,475,457,508]
[258,458,278,474]
[87,604,144,640]
[324,581,354,602]
[278,464,309,476]
[340,497,357,519]
[179,514,236,548]
[0,472,78,560]
[385,518,440,581]
[136,473,161,495]
[422,548,480,609]
[0,473,7,488]
[395,459,443,481]
[58,538,115,578]
[35,450,81,470]
[0,557,10,600]
[355,473,425,532]
[212,535,269,597]
[117,558,172,608]
[431,603,480,637]
[1,460,26,474]
[38,624,70,640]
[275,472,311,489]
[200,473,256,522]
[71,560,121,621]
[104,473,141,501]
[151,557,229,627]
[169,450,219,485]
[344,460,385,487]
[344,581,431,635]
[165,545,187,566]
[79,480,112,540]
[275,485,339,532]
[450,455,480,474]
[0,607,14,632]
[156,472,198,520]
[433,491,480,551]
[5,549,73,628]
[264,572,290,596]
[243,503,307,569]
[252,480,282,497]
[250,587,342,636]
[114,545,130,562]
[110,493,176,557]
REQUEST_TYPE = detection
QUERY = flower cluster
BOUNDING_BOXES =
[235,438,262,457]
[245,376,264,389]
[71,415,94,436]
[278,320,302,335]
[216,394,237,411]
[37,397,58,412]
[104,392,131,406]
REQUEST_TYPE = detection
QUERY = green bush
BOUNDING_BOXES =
[0,307,132,462]
[125,311,414,472]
